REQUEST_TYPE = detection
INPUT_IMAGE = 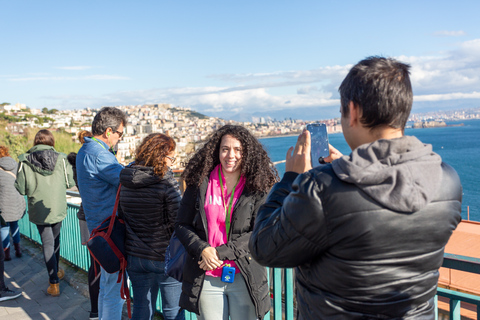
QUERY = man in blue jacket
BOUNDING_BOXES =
[249,57,462,319]
[77,107,127,320]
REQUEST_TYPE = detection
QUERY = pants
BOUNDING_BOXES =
[36,222,62,284]
[0,240,4,291]
[127,255,184,320]
[88,253,100,314]
[198,274,257,320]
[98,267,124,319]
[1,221,21,250]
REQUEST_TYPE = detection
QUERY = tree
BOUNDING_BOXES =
[42,107,48,114]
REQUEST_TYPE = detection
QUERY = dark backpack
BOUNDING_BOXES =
[87,185,131,318]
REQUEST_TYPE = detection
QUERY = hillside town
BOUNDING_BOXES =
[1,102,480,168]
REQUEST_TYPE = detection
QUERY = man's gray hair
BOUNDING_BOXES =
[91,107,127,136]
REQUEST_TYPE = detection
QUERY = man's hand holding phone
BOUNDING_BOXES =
[286,129,312,174]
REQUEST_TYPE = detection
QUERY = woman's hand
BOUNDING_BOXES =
[199,247,223,271]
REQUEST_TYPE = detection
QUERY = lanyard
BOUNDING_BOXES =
[92,137,117,157]
[218,166,240,240]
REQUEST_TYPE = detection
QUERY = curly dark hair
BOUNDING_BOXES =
[134,133,176,178]
[182,125,279,193]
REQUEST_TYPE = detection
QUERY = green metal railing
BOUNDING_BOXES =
[19,202,480,319]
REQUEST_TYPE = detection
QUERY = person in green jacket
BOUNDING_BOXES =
[15,129,75,297]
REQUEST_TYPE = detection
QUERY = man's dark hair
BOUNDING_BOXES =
[339,56,413,130]
[91,107,127,136]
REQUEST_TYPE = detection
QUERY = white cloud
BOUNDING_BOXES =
[9,75,129,81]
[56,66,93,70]
[414,91,480,102]
[41,38,480,116]
[433,30,466,37]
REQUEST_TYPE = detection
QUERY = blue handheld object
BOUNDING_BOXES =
[221,265,235,283]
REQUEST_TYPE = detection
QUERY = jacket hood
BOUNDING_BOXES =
[120,165,173,189]
[332,135,442,212]
[19,144,59,176]
[0,156,17,172]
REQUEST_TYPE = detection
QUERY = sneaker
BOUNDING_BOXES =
[0,287,22,302]
[89,311,99,320]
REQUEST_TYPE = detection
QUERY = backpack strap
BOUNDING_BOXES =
[105,185,122,239]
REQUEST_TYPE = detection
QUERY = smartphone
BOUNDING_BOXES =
[306,123,329,167]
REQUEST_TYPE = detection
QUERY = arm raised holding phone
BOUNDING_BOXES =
[286,128,343,174]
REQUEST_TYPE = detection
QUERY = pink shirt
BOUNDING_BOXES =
[204,164,245,277]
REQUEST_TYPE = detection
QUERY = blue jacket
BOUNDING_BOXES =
[76,137,124,232]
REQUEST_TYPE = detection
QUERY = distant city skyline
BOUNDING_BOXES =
[2,1,480,121]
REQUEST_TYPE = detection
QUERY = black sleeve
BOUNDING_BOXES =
[175,185,210,260]
[249,171,329,268]
[164,176,182,236]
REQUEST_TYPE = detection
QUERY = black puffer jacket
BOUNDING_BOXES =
[119,165,181,261]
[175,177,270,318]
[250,136,462,319]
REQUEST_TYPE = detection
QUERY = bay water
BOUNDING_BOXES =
[260,119,480,222]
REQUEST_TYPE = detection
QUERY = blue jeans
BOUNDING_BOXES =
[99,267,124,319]
[127,255,184,320]
[1,221,21,249]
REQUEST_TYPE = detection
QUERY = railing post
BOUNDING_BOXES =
[272,268,283,320]
[284,268,294,320]
[450,299,461,320]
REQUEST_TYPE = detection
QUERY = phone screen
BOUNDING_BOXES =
[306,123,329,167]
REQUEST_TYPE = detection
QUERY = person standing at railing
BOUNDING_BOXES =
[76,107,127,320]
[118,133,184,320]
[14,130,75,297]
[0,146,26,261]
[67,129,101,320]
[250,57,463,319]
[175,125,278,320]
[0,213,22,301]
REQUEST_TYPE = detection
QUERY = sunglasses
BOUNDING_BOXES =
[166,156,176,164]
[115,130,123,138]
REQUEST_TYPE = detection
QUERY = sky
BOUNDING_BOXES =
[2,0,480,121]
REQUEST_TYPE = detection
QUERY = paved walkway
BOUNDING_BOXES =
[0,238,130,320]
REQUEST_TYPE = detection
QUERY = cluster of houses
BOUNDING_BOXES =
[2,102,343,168]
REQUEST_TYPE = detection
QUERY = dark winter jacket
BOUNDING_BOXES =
[250,136,462,320]
[15,144,75,225]
[0,156,26,222]
[119,165,181,261]
[175,178,270,318]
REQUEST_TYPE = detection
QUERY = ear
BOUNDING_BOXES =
[348,101,361,127]
[104,127,113,138]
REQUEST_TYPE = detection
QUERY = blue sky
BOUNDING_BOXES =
[2,1,480,120]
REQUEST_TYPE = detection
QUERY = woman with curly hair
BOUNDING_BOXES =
[175,124,278,320]
[118,133,184,320]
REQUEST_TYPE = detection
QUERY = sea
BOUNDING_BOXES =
[260,119,480,222]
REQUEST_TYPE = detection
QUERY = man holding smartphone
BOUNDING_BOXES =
[249,57,462,319]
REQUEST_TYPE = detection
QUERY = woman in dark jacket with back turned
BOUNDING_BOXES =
[119,133,184,320]
[175,125,278,320]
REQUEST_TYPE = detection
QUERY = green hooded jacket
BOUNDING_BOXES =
[15,144,75,225]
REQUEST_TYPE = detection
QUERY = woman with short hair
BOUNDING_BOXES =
[15,129,75,297]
